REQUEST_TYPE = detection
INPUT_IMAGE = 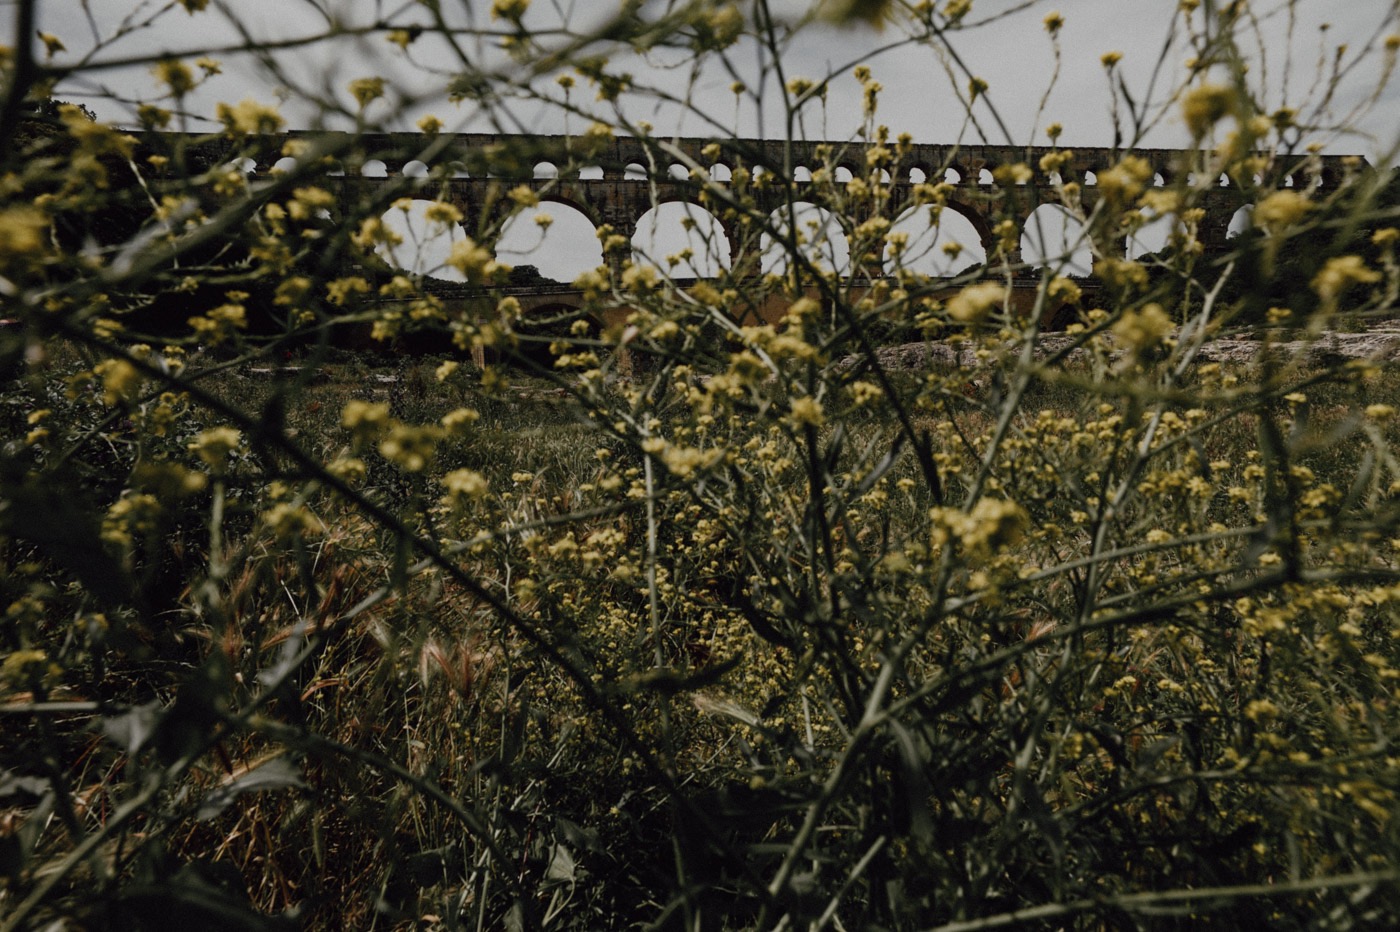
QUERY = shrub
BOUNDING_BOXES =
[3,2,1400,929]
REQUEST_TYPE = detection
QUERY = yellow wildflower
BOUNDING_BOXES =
[1312,256,1381,303]
[946,281,1005,323]
[1253,190,1312,231]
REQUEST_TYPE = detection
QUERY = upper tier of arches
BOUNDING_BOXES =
[141,131,1360,191]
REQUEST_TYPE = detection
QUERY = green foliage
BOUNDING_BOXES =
[4,1,1400,929]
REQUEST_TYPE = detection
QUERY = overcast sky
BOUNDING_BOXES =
[25,0,1400,160]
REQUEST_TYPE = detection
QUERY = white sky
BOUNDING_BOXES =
[27,0,1400,157]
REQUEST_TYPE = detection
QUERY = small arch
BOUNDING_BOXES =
[1226,205,1253,238]
[834,166,854,184]
[978,168,994,186]
[1083,170,1097,186]
[361,159,388,178]
[668,163,690,180]
[229,156,257,174]
[1046,171,1064,186]
[1283,174,1294,188]
[709,163,732,182]
[944,167,962,184]
[271,156,299,174]
[579,165,604,180]
[795,165,813,182]
[877,168,892,184]
[624,162,647,180]
[325,161,346,177]
[534,161,559,179]
[908,167,927,184]
[404,160,430,178]
[1153,172,1165,187]
[1219,173,1231,187]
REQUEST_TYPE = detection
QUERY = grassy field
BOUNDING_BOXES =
[8,331,1400,928]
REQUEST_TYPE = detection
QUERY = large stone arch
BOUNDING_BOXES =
[761,201,852,276]
[883,203,987,277]
[375,197,468,282]
[1020,203,1092,275]
[496,199,604,283]
[938,198,995,260]
[1128,211,1175,260]
[631,200,732,278]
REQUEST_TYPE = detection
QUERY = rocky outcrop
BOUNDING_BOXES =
[848,325,1400,372]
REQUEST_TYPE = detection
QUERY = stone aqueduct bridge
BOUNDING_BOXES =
[154,131,1361,326]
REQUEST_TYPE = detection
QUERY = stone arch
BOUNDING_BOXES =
[632,201,731,277]
[511,299,596,368]
[579,165,604,180]
[795,166,813,182]
[376,198,467,282]
[404,160,430,178]
[883,203,987,277]
[1021,203,1092,275]
[624,162,647,180]
[978,168,994,185]
[361,159,388,178]
[1128,212,1174,259]
[1226,205,1253,239]
[908,167,927,184]
[834,166,854,184]
[229,156,258,174]
[497,199,604,282]
[272,156,299,174]
[1083,170,1097,186]
[710,163,733,182]
[667,163,689,180]
[534,161,559,179]
[760,201,851,276]
[945,167,962,184]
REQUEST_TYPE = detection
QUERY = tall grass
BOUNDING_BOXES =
[4,1,1400,929]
